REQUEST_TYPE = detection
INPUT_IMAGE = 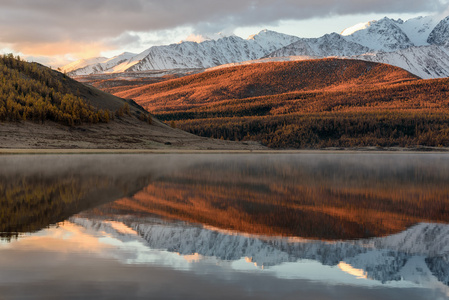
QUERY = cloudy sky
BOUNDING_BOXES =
[1,0,448,67]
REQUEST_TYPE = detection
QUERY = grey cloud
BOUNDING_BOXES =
[0,0,447,53]
[104,32,142,48]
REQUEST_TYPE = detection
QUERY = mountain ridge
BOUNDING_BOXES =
[63,14,449,79]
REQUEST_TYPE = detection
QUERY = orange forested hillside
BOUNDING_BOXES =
[109,58,449,148]
[116,59,418,113]
[94,156,449,240]
[0,54,151,126]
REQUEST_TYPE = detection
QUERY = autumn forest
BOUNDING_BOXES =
[114,59,449,149]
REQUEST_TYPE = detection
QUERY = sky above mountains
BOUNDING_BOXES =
[1,0,448,67]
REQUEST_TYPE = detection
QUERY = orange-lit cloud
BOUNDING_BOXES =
[2,222,110,254]
[17,41,111,58]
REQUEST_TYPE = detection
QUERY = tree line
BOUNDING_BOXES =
[153,76,449,148]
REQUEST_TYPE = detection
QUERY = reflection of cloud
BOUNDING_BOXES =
[2,222,110,254]
[245,256,260,268]
[338,262,368,279]
[183,253,203,263]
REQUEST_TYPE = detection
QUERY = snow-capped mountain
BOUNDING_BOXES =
[122,30,298,72]
[71,215,449,289]
[398,16,439,46]
[265,15,449,78]
[342,17,414,51]
[266,33,371,58]
[428,16,449,45]
[62,52,136,75]
[213,44,449,79]
[353,45,449,79]
[66,30,299,76]
[63,14,449,79]
[61,56,107,73]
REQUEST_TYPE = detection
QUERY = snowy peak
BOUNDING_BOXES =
[246,29,300,54]
[428,16,449,45]
[353,45,449,79]
[122,31,299,72]
[247,29,294,41]
[64,52,137,76]
[343,17,414,51]
[398,16,438,46]
[267,32,372,58]
[341,21,371,36]
[103,52,136,66]
[64,31,299,75]
[61,57,107,73]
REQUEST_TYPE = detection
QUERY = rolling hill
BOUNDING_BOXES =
[116,58,419,112]
[115,59,449,149]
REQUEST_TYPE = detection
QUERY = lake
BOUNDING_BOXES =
[1,153,449,300]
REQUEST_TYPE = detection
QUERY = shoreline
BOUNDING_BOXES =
[1,147,449,155]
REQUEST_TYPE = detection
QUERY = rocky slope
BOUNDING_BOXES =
[428,16,449,45]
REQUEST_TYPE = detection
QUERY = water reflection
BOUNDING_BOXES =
[70,214,449,285]
[2,215,449,299]
[1,153,449,299]
[1,153,449,240]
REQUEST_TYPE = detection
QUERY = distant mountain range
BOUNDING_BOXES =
[63,30,299,75]
[62,15,449,79]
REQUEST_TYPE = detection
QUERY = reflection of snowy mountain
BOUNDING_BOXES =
[71,216,449,288]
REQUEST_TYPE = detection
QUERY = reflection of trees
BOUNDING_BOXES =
[0,176,108,236]
[0,175,152,241]
[103,156,449,240]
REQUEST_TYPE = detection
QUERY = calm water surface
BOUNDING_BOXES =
[1,153,449,300]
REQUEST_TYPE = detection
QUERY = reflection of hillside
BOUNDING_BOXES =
[0,176,123,238]
[2,154,449,241]
[0,155,159,240]
[104,155,449,240]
